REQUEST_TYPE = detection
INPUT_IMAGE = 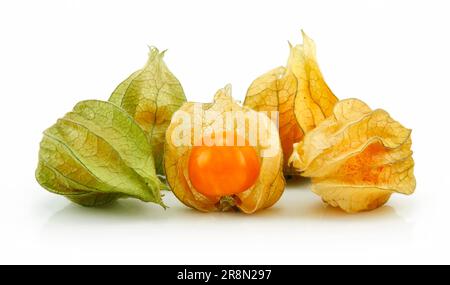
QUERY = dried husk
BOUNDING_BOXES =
[244,31,338,174]
[289,98,416,212]
[164,85,285,213]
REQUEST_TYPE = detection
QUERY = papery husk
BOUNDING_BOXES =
[164,85,285,213]
[36,100,165,207]
[244,31,338,174]
[289,98,416,213]
[109,47,186,175]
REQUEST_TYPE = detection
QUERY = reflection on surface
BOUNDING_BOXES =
[44,184,408,223]
[40,183,414,253]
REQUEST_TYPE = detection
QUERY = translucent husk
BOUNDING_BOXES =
[289,98,416,213]
[244,31,338,174]
[164,85,285,213]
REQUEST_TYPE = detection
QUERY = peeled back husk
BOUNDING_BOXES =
[164,85,285,213]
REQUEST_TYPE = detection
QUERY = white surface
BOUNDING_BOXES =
[0,0,449,264]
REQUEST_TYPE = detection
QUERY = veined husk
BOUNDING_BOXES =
[36,100,165,207]
[164,85,285,213]
[244,31,338,174]
[289,98,416,213]
[109,47,186,175]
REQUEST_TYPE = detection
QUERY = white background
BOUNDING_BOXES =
[0,0,449,264]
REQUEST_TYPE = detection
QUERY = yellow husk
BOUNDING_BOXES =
[244,31,338,174]
[164,85,285,213]
[289,98,416,213]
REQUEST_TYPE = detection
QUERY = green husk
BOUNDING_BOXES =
[109,47,186,175]
[36,100,165,207]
